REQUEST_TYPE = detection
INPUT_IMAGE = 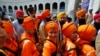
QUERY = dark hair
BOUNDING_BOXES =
[26,7,36,16]
[67,17,72,22]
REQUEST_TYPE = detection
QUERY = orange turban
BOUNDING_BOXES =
[45,21,59,33]
[2,21,14,36]
[62,22,77,37]
[78,24,96,41]
[41,9,50,19]
[76,9,86,19]
[57,12,66,20]
[22,17,35,30]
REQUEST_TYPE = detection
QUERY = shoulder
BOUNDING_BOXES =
[12,19,18,24]
[82,44,95,51]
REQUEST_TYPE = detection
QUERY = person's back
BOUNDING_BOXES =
[62,22,78,56]
[77,24,96,56]
[2,21,18,56]
[20,17,40,56]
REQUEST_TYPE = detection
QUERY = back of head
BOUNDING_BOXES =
[62,22,77,37]
[2,21,14,37]
[78,24,96,41]
[27,7,36,15]
[76,9,86,19]
[45,21,59,33]
[22,17,35,30]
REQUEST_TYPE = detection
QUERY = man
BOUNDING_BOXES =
[39,9,51,42]
[2,21,18,56]
[62,22,78,56]
[86,9,93,24]
[76,9,87,26]
[42,21,59,56]
[12,10,24,39]
[20,17,40,56]
[77,24,96,56]
[57,12,67,27]
[0,27,8,56]
[93,13,100,34]
[26,7,40,43]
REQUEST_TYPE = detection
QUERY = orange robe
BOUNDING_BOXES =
[76,38,96,56]
[20,32,39,56]
[42,40,56,56]
[63,38,77,56]
[5,37,18,56]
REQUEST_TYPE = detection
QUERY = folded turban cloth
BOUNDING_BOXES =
[62,22,77,37]
[22,17,35,30]
[93,13,100,20]
[45,21,59,33]
[2,21,14,36]
[78,24,96,41]
[57,12,66,20]
[76,9,86,19]
[15,10,24,17]
[41,9,50,19]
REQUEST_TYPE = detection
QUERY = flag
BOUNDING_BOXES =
[81,0,90,11]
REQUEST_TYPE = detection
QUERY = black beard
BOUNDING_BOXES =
[60,20,66,27]
[46,18,51,22]
[17,18,23,24]
[79,19,86,25]
[94,22,100,31]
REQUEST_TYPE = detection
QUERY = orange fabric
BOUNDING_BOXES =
[45,21,59,33]
[2,21,14,37]
[23,16,40,30]
[22,17,35,30]
[81,44,96,56]
[20,32,39,56]
[2,21,18,56]
[75,38,96,56]
[62,22,77,37]
[76,9,86,19]
[5,38,18,56]
[78,24,96,41]
[63,38,77,56]
[42,40,56,56]
[41,9,50,19]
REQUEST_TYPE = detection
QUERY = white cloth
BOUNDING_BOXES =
[12,19,24,39]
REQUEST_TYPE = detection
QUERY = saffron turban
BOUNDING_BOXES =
[2,21,14,36]
[15,10,24,17]
[76,9,86,19]
[41,9,50,19]
[62,22,77,36]
[57,12,66,20]
[22,17,35,30]
[45,21,59,33]
[78,24,96,41]
[93,13,100,20]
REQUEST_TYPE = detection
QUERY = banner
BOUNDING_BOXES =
[81,0,90,11]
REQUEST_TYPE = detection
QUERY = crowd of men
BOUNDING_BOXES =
[0,6,100,56]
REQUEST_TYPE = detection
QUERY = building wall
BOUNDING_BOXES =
[0,0,67,16]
